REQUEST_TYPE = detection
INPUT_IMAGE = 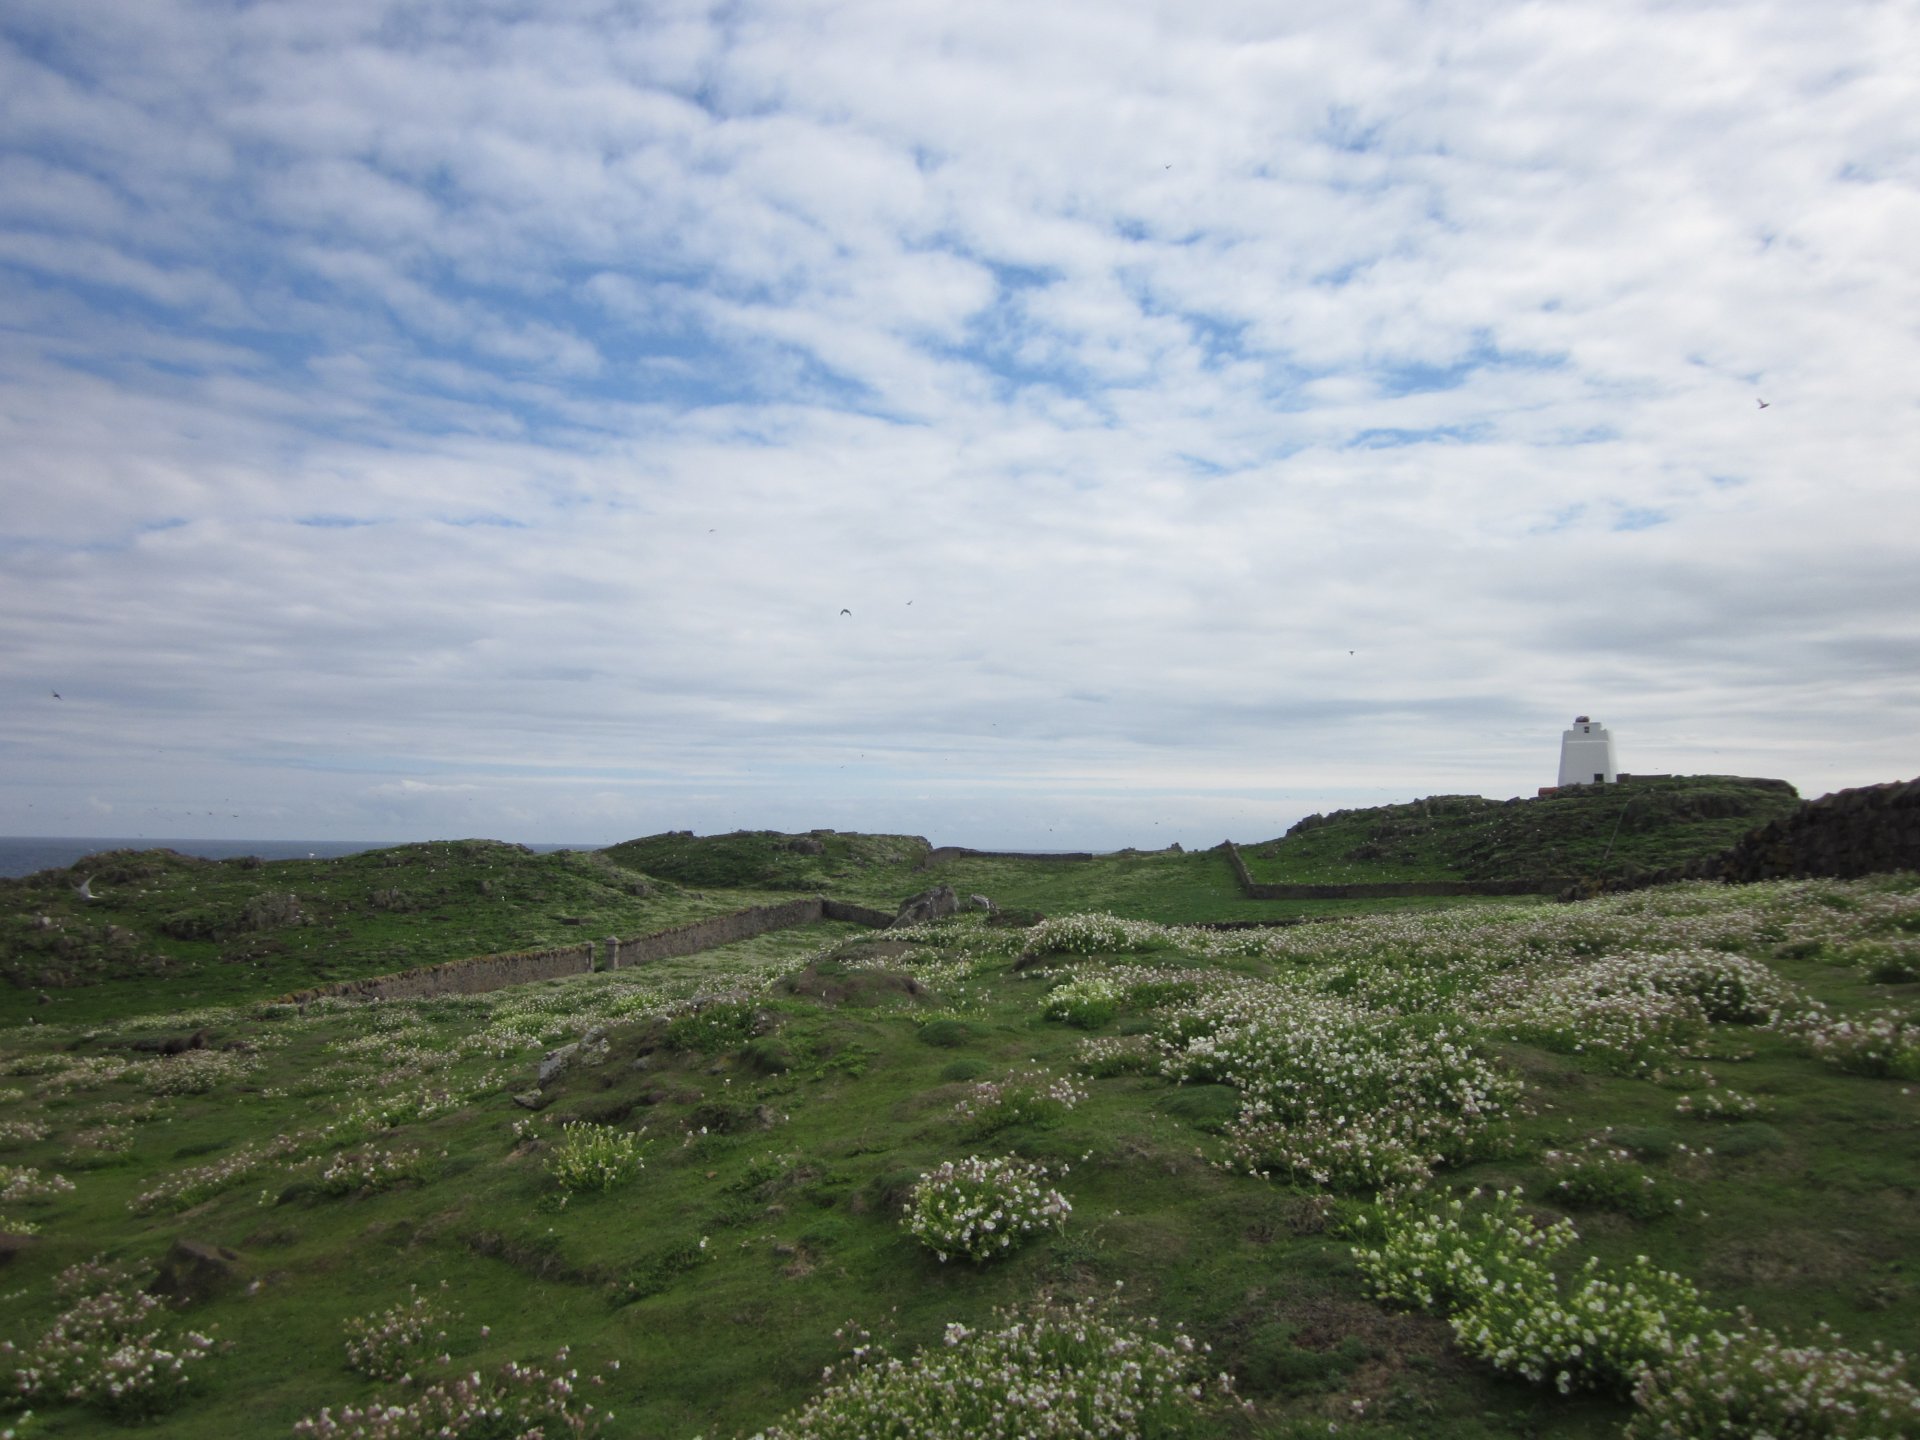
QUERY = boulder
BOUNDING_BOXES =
[538,1029,609,1085]
[891,885,958,928]
[148,1238,244,1306]
[964,893,996,912]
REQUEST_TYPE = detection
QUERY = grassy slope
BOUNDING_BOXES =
[0,841,824,1030]
[1239,776,1802,885]
[3,822,1918,1439]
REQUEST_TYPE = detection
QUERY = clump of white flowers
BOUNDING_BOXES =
[545,1123,645,1194]
[1357,1187,1918,1433]
[1630,1320,1920,1438]
[750,1297,1231,1440]
[902,1154,1071,1263]
[0,1257,216,1421]
[343,1286,457,1381]
[953,1069,1086,1137]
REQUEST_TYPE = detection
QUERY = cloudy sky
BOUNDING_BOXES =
[2,0,1915,851]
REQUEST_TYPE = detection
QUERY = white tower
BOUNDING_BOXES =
[1558,715,1618,787]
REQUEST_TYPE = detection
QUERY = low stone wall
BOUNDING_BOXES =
[1566,777,1920,898]
[1218,841,1569,900]
[278,894,895,1006]
[609,898,824,968]
[920,846,1096,868]
[823,899,896,927]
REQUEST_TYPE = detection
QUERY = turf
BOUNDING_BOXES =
[2,807,1916,1440]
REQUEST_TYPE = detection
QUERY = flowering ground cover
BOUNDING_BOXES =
[0,861,1917,1438]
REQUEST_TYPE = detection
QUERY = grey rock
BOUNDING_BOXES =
[149,1238,244,1306]
[891,885,959,928]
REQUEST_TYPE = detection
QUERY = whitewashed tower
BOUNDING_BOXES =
[1558,715,1618,787]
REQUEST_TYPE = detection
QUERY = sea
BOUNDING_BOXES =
[0,837,600,880]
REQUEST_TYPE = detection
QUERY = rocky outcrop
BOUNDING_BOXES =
[892,885,958,927]
[1563,777,1920,899]
[149,1239,245,1306]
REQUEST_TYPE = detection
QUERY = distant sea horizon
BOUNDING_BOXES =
[0,836,604,880]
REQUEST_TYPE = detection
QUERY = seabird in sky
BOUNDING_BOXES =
[1757,399,1770,409]
[840,608,851,616]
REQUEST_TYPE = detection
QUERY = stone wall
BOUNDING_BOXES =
[919,846,1096,868]
[822,899,897,927]
[280,895,895,1006]
[1218,841,1570,900]
[609,898,824,968]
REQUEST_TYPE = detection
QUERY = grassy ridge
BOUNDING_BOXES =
[598,831,933,899]
[1240,776,1801,886]
[0,841,808,1029]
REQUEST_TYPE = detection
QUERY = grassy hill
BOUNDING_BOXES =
[0,840,812,1029]
[598,830,933,898]
[1,878,1918,1438]
[1240,776,1802,886]
[4,806,1920,1439]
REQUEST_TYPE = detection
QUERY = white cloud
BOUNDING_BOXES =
[0,0,1915,851]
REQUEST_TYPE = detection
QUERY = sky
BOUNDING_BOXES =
[2,0,1916,852]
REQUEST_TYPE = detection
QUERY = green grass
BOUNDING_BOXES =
[1238,775,1802,885]
[3,828,1919,1439]
[0,841,829,1029]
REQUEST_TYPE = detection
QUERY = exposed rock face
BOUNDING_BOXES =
[539,1029,609,1085]
[149,1239,244,1305]
[1566,777,1920,899]
[891,885,958,928]
[785,837,826,855]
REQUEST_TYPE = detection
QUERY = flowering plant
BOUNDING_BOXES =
[545,1123,645,1194]
[953,1070,1086,1138]
[0,1258,216,1421]
[344,1287,457,1381]
[902,1154,1070,1263]
[294,1348,606,1439]
[1630,1319,1920,1438]
[0,1168,73,1205]
[751,1297,1228,1440]
[318,1146,432,1196]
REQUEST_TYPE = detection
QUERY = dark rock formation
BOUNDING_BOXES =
[148,1239,244,1306]
[1563,777,1920,899]
[892,885,959,927]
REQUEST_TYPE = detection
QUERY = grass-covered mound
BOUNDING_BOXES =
[3,876,1919,1437]
[0,841,802,1029]
[1243,776,1801,886]
[599,831,932,895]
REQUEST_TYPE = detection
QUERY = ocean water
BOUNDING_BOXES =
[0,837,596,880]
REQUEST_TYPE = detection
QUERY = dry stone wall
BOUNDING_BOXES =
[919,846,1096,868]
[280,895,894,1006]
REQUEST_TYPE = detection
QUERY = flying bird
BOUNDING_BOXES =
[839,608,851,616]
[1757,399,1770,409]
[51,691,60,699]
